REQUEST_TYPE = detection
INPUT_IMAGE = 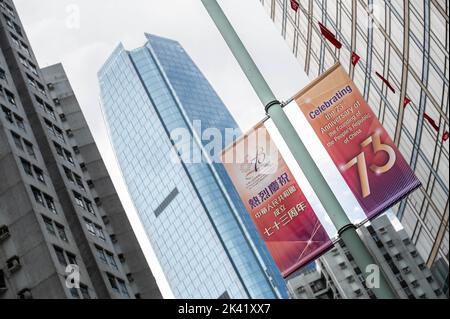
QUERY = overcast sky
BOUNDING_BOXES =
[14,0,312,298]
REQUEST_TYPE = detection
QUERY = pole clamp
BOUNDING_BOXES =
[338,224,357,237]
[265,100,281,114]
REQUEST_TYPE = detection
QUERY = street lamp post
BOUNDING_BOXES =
[201,0,397,299]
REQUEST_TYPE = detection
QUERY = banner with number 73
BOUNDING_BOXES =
[294,63,421,221]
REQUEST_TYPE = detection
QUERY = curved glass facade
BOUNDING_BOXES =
[260,0,448,283]
[98,34,288,298]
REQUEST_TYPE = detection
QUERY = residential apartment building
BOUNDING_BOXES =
[0,0,160,299]
[288,215,445,299]
[259,0,449,294]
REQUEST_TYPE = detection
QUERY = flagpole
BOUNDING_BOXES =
[201,0,397,299]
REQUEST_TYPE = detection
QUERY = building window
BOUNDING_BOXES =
[13,22,22,37]
[34,166,45,183]
[0,67,6,81]
[14,114,25,131]
[23,140,36,158]
[96,225,106,241]
[11,131,23,150]
[3,14,13,28]
[35,95,45,111]
[80,284,91,299]
[10,33,20,48]
[66,252,77,265]
[20,42,31,56]
[36,82,46,95]
[26,74,36,88]
[44,119,55,135]
[20,158,33,176]
[54,142,64,157]
[5,3,15,17]
[42,216,56,236]
[107,273,119,294]
[117,279,130,298]
[29,62,38,75]
[64,150,74,165]
[54,246,67,266]
[85,199,95,215]
[74,174,85,190]
[106,252,118,269]
[63,166,75,183]
[31,186,45,206]
[44,194,57,214]
[95,246,107,264]
[45,104,56,120]
[418,263,427,271]
[426,276,434,283]
[54,126,65,143]
[84,218,96,235]
[2,105,13,123]
[5,89,16,105]
[18,53,28,67]
[73,191,85,208]
[55,223,68,242]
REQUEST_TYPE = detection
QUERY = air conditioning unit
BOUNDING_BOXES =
[110,234,118,244]
[17,288,33,299]
[66,130,74,138]
[94,197,102,206]
[0,225,11,242]
[127,273,134,283]
[102,216,110,225]
[6,256,21,274]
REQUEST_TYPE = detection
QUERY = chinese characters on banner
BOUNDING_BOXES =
[295,63,421,221]
[221,124,331,278]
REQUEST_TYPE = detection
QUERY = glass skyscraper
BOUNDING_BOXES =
[259,0,449,294]
[98,34,288,299]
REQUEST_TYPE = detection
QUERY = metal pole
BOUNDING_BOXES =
[201,0,397,299]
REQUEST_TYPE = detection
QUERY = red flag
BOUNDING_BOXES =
[376,72,396,94]
[351,51,360,66]
[423,113,440,131]
[318,22,342,49]
[290,0,299,12]
[403,96,411,108]
[443,131,449,142]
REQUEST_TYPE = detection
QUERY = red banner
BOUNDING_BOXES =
[294,63,421,220]
[221,124,331,277]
